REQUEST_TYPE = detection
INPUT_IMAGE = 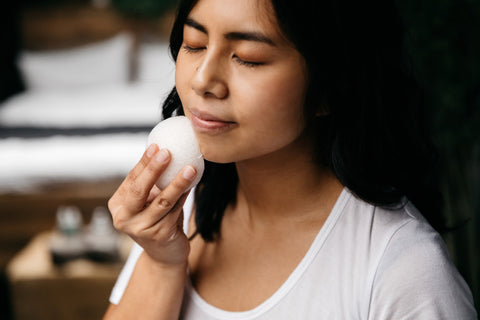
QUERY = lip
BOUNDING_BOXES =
[189,109,237,134]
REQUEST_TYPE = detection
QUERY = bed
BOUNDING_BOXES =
[0,30,177,284]
[0,33,175,193]
[0,4,180,318]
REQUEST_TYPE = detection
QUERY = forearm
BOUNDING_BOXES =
[104,252,187,320]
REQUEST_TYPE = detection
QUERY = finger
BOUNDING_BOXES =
[141,186,162,209]
[122,146,172,213]
[137,192,190,241]
[109,144,160,211]
[111,189,188,236]
[137,166,196,228]
[154,191,190,226]
[146,185,162,203]
[127,143,161,184]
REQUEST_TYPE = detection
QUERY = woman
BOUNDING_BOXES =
[104,0,477,318]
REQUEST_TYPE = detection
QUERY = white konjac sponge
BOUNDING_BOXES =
[147,116,204,191]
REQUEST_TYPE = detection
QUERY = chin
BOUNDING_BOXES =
[201,151,235,164]
[199,145,238,164]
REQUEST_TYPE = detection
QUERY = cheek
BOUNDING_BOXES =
[175,54,192,100]
[239,68,307,133]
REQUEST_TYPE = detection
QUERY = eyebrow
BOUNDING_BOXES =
[185,18,276,46]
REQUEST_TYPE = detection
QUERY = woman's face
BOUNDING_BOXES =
[175,0,308,163]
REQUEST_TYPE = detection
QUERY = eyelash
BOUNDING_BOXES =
[233,55,262,68]
[182,45,204,53]
[182,45,262,68]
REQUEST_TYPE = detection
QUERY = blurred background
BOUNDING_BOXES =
[0,0,177,319]
[0,0,478,318]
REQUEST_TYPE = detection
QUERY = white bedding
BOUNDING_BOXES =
[0,83,168,128]
[0,34,176,192]
[0,133,147,193]
[0,37,175,128]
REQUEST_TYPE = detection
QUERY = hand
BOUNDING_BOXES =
[108,144,197,267]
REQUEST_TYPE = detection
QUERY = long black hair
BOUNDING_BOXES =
[162,0,445,241]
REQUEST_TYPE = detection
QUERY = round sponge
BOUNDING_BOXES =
[147,116,204,191]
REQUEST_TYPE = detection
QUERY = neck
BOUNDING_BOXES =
[233,136,343,226]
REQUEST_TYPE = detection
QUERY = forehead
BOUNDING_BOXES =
[187,0,281,38]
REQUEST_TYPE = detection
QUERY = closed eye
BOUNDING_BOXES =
[182,44,262,67]
[182,44,205,53]
[233,55,263,67]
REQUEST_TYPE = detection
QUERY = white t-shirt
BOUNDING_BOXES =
[109,188,477,319]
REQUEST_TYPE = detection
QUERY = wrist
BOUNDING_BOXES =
[113,250,188,319]
[141,252,188,277]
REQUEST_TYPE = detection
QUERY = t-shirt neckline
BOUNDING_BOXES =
[185,187,351,320]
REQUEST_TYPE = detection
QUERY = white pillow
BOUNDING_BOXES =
[18,33,133,90]
[0,83,163,128]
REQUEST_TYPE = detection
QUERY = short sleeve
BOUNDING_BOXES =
[109,242,144,304]
[368,218,477,319]
[108,190,196,305]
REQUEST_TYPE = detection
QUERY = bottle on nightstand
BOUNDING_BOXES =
[83,206,120,262]
[49,205,86,264]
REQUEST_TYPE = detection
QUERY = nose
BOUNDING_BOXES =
[191,52,228,99]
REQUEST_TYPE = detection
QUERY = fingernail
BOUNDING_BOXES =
[155,149,170,163]
[183,166,196,181]
[146,144,157,158]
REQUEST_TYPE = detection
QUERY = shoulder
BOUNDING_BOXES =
[362,201,477,319]
[338,191,434,254]
[372,201,453,276]
[341,192,451,263]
